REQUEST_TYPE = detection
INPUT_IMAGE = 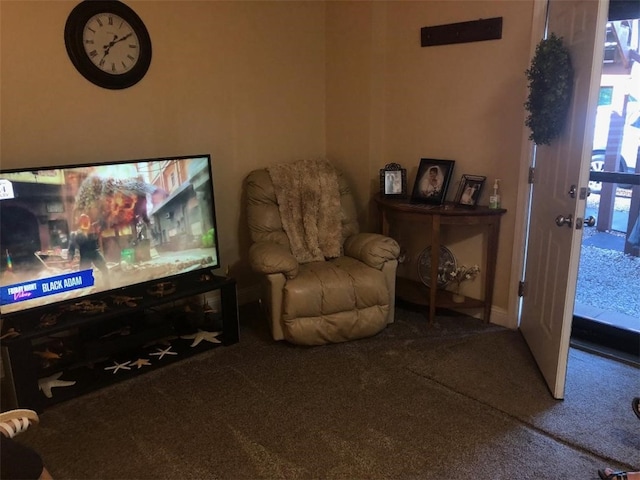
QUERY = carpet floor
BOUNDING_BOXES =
[10,303,640,479]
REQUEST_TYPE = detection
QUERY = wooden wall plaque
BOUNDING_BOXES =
[421,17,503,47]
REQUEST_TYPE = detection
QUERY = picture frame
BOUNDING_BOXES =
[454,174,486,207]
[410,158,455,205]
[380,163,407,197]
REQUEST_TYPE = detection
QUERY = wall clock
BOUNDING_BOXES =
[64,0,152,90]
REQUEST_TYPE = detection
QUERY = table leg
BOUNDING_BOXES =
[429,215,440,323]
[484,219,501,322]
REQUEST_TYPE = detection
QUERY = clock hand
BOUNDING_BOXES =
[112,32,133,44]
[101,35,118,60]
[101,45,112,60]
[101,32,133,60]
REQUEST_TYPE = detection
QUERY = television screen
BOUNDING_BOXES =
[0,154,220,315]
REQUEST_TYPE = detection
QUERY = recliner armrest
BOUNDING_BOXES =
[249,241,299,279]
[343,233,400,270]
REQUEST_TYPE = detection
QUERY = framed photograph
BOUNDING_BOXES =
[380,163,407,197]
[410,158,455,205]
[454,174,486,207]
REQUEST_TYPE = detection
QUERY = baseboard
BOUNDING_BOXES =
[447,304,512,328]
[487,306,512,328]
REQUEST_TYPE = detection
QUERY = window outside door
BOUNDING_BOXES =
[572,13,640,364]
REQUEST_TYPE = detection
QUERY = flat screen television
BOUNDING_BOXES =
[0,154,220,316]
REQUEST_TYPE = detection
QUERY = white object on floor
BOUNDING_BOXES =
[38,372,76,398]
[180,329,222,347]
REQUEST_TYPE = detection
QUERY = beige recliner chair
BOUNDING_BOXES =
[245,159,400,346]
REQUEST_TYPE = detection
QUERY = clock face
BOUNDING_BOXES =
[65,1,152,90]
[83,13,140,75]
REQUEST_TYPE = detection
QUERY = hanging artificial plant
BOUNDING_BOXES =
[524,33,574,145]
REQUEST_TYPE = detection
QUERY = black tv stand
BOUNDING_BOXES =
[0,272,238,412]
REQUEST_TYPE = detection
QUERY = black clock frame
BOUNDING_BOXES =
[64,0,152,90]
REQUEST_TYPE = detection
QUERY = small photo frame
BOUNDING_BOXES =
[410,158,455,205]
[380,163,407,197]
[454,174,486,207]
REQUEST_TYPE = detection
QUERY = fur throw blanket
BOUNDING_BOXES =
[268,159,342,263]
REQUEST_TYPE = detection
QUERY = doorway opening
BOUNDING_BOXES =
[572,4,640,365]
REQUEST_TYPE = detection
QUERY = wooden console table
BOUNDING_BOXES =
[374,195,506,323]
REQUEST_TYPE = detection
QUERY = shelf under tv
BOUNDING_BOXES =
[0,271,239,412]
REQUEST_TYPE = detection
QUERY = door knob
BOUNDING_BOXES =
[575,216,595,229]
[555,214,573,228]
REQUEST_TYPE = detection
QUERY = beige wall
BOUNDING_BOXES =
[1,0,535,325]
[326,1,534,322]
[1,0,327,293]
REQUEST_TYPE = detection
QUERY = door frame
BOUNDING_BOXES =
[508,0,549,328]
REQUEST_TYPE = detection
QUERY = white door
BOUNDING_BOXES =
[520,0,608,399]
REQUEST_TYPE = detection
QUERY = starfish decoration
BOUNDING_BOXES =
[38,372,76,399]
[142,336,177,348]
[180,329,222,347]
[104,360,131,374]
[202,298,215,313]
[130,358,151,369]
[33,348,62,360]
[149,346,177,360]
[101,326,131,338]
[0,328,20,340]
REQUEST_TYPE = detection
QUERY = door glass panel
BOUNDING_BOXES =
[574,16,640,358]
